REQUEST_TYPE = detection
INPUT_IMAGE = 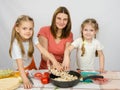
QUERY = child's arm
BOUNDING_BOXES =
[16,59,32,89]
[62,44,75,71]
[97,50,105,73]
[35,43,63,71]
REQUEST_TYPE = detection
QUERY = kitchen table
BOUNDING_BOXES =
[17,70,120,90]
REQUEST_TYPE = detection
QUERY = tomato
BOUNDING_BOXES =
[43,72,50,78]
[34,72,42,80]
[34,72,42,77]
[41,76,49,84]
[34,72,50,84]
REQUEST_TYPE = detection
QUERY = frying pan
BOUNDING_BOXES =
[50,70,103,88]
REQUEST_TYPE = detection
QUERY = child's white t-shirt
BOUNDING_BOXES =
[11,37,39,70]
[71,38,103,71]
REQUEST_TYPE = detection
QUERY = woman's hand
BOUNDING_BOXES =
[46,53,63,71]
[52,61,63,71]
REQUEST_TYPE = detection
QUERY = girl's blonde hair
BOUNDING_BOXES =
[9,15,34,58]
[80,18,99,56]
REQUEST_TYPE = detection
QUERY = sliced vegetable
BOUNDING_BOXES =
[34,72,42,80]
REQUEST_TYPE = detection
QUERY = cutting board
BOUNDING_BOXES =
[0,77,21,90]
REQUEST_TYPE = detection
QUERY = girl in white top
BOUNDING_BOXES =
[63,18,105,73]
[9,15,62,89]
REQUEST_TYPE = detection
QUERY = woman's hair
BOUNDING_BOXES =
[9,15,34,58]
[80,18,99,56]
[50,6,71,39]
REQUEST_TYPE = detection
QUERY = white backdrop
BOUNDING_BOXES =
[0,0,120,71]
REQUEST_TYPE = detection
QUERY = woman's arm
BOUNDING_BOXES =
[97,50,105,73]
[35,43,63,71]
[38,35,49,61]
[16,59,32,89]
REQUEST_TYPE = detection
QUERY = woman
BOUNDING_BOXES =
[37,6,73,70]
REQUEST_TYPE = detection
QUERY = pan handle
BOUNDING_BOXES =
[81,75,104,81]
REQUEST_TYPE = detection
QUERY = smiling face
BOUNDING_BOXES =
[50,7,71,38]
[81,18,99,42]
[16,21,34,41]
[82,24,97,41]
[55,13,68,30]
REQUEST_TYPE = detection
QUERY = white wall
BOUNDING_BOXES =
[0,0,120,71]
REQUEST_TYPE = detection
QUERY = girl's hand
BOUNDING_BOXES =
[16,59,33,89]
[99,68,106,73]
[23,77,33,89]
